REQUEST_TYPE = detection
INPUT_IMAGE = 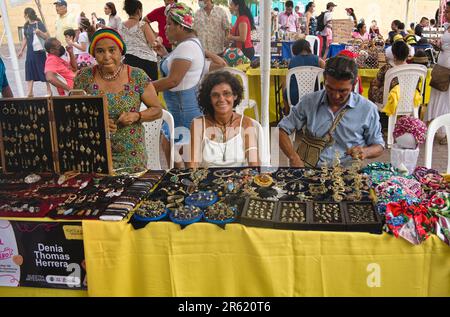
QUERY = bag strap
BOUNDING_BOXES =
[327,107,349,136]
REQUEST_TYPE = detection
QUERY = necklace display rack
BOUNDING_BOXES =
[50,95,112,175]
[0,96,113,175]
[0,98,54,173]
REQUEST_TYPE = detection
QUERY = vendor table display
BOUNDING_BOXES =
[0,96,113,174]
[0,171,165,221]
[131,162,383,234]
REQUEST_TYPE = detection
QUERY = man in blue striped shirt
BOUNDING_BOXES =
[278,55,385,167]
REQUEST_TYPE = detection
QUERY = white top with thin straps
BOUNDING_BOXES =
[201,115,247,168]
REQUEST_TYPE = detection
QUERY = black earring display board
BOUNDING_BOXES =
[0,98,55,173]
[50,96,113,174]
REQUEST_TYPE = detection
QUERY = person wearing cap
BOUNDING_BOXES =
[44,37,77,95]
[151,2,204,141]
[0,57,13,98]
[143,0,177,52]
[54,0,78,44]
[73,28,163,173]
[319,2,336,58]
[278,55,385,167]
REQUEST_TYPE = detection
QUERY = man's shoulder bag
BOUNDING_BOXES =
[429,64,450,92]
[296,108,348,168]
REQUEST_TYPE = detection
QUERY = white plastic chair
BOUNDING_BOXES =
[305,35,320,56]
[249,118,270,166]
[424,113,450,174]
[286,66,324,108]
[224,67,260,122]
[382,64,427,148]
[140,104,175,170]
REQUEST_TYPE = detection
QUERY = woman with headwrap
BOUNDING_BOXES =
[152,2,204,144]
[74,28,163,173]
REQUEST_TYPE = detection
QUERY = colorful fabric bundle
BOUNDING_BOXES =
[222,47,250,67]
[385,200,437,244]
[362,162,410,187]
[393,116,427,146]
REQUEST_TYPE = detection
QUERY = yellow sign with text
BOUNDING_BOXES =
[63,225,83,240]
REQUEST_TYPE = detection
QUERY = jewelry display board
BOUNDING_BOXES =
[50,96,112,174]
[0,98,54,173]
[0,96,112,174]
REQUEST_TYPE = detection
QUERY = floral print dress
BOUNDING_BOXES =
[74,65,151,173]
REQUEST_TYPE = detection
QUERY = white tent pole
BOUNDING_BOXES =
[413,0,417,28]
[260,0,272,166]
[405,0,410,26]
[0,0,25,97]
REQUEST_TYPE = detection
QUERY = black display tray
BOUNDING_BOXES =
[241,197,278,229]
[273,201,311,230]
[344,201,383,234]
[308,201,346,231]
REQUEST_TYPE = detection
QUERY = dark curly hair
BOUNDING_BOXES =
[198,71,243,117]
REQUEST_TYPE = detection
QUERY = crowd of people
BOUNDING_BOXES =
[0,0,449,171]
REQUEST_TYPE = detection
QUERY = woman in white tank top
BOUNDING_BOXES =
[187,71,260,168]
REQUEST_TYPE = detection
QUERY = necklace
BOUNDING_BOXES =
[98,63,124,81]
[212,114,234,162]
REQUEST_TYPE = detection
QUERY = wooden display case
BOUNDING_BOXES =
[0,95,113,174]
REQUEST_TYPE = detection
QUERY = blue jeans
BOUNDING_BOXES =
[162,85,202,143]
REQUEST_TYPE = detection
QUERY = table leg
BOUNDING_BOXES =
[273,75,283,123]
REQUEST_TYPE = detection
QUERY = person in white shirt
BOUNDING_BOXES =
[119,0,158,80]
[104,2,121,30]
[320,2,336,58]
[65,18,96,69]
[188,70,259,168]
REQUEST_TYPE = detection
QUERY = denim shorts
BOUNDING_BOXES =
[162,85,202,144]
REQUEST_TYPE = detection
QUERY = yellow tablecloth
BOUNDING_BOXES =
[82,221,450,297]
[240,66,433,123]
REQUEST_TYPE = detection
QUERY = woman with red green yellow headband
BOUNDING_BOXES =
[74,28,162,173]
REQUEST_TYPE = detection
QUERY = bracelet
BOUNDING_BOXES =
[136,112,142,123]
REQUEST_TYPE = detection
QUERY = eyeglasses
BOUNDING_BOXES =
[210,91,234,99]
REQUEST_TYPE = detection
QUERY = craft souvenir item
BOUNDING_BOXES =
[185,190,218,209]
[169,205,203,225]
[344,202,383,234]
[204,201,237,224]
[0,96,112,174]
[241,198,277,228]
[51,96,112,174]
[134,200,167,221]
[0,98,54,172]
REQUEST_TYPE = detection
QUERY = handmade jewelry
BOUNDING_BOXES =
[254,174,273,187]
[204,201,236,222]
[279,201,307,223]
